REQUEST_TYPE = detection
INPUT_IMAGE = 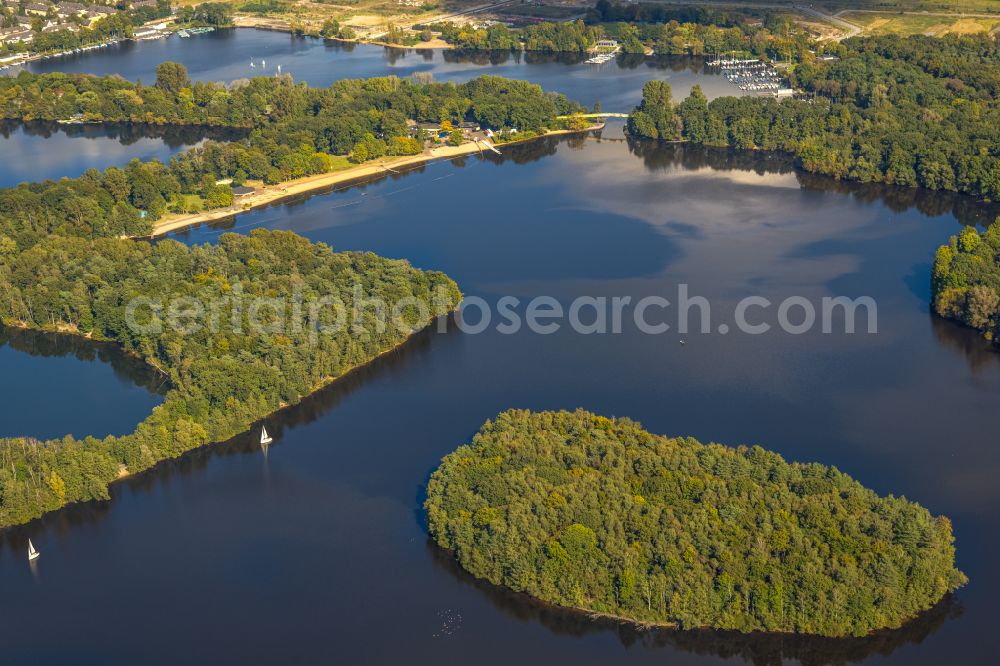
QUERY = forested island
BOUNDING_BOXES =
[426,409,966,637]
[932,219,1000,346]
[626,33,1000,201]
[0,66,586,236]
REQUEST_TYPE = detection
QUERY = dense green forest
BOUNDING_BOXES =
[0,66,583,239]
[433,8,811,61]
[0,64,591,527]
[0,230,462,526]
[426,410,966,637]
[429,0,815,59]
[627,34,1000,201]
[932,219,1000,346]
[0,65,579,131]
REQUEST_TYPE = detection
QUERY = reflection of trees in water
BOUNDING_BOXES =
[439,50,711,72]
[627,138,1000,227]
[0,325,167,395]
[0,120,244,149]
[524,50,589,67]
[615,53,647,70]
[323,39,356,54]
[427,540,962,666]
[628,137,797,176]
[381,45,435,65]
[384,46,409,66]
[443,49,637,67]
[15,321,452,534]
[796,172,1000,228]
[486,136,562,165]
[931,315,1000,374]
[645,54,710,74]
[443,49,517,67]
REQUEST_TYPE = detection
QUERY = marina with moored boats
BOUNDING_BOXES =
[707,56,786,95]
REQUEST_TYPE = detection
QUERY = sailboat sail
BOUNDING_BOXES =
[28,538,39,561]
[260,426,272,445]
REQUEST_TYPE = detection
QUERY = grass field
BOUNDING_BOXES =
[842,11,1000,36]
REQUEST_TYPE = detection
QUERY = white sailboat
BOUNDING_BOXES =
[260,426,273,446]
[250,59,255,68]
[261,59,266,69]
[27,539,39,561]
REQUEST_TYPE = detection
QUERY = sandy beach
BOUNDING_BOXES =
[149,128,601,238]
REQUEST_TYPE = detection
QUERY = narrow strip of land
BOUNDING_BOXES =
[150,128,601,237]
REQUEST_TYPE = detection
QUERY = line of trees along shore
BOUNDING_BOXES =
[932,219,1000,346]
[426,410,966,637]
[626,34,1000,201]
[431,1,815,60]
[0,66,584,242]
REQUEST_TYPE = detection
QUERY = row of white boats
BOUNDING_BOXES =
[709,58,785,93]
[0,40,120,70]
[177,26,216,38]
[585,53,616,65]
[22,424,274,564]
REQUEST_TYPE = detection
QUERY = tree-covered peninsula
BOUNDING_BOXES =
[0,67,602,526]
[626,34,1000,201]
[0,230,461,526]
[0,66,585,237]
[932,219,1000,346]
[426,410,966,637]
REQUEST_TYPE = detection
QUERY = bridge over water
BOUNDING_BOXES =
[556,113,629,119]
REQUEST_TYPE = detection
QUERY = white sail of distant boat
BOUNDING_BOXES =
[262,59,266,68]
[250,59,255,68]
[260,426,272,446]
[27,539,39,561]
[277,64,281,74]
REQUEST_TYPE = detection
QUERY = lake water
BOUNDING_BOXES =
[2,30,737,185]
[18,28,739,109]
[0,121,239,187]
[0,327,164,440]
[1,29,999,666]
[1,29,736,184]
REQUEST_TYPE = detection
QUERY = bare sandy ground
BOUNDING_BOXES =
[150,129,598,237]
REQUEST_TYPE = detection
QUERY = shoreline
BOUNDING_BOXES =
[149,126,603,238]
[0,304,459,531]
[437,544,956,641]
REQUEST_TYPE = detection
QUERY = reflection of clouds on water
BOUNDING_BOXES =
[483,136,1000,523]
[0,123,210,187]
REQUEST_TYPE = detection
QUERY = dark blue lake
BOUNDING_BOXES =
[0,28,998,666]
[0,327,164,440]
